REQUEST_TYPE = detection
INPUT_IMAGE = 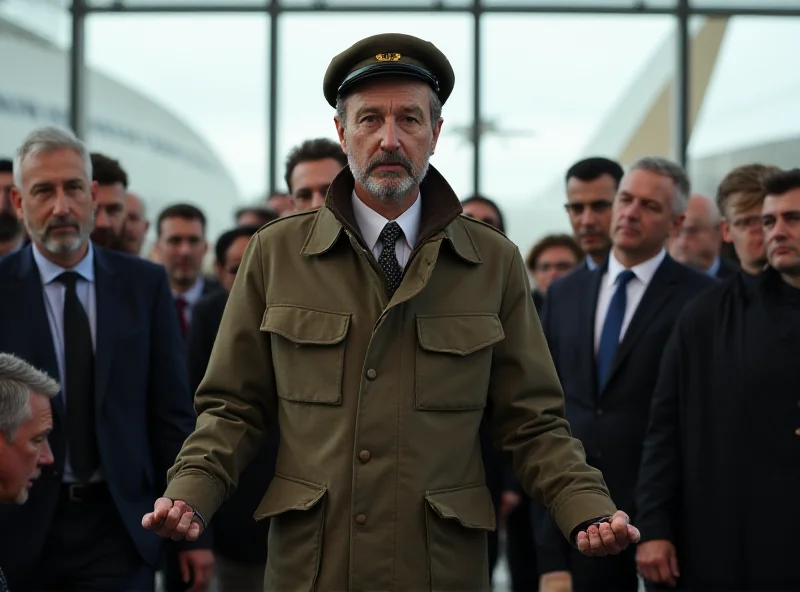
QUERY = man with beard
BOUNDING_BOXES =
[0,125,198,591]
[0,159,25,258]
[142,33,639,591]
[90,153,127,250]
[635,168,800,592]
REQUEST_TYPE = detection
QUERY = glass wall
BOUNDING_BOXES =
[84,13,268,245]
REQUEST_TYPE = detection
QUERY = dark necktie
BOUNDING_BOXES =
[175,297,188,337]
[56,271,99,482]
[596,269,636,391]
[378,221,404,295]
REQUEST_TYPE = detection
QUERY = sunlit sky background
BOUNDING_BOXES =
[8,0,800,247]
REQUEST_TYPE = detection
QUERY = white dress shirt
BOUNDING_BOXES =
[32,243,102,483]
[594,248,666,353]
[351,190,422,270]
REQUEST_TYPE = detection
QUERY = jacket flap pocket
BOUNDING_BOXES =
[417,314,504,356]
[253,475,327,520]
[260,305,350,345]
[425,483,496,531]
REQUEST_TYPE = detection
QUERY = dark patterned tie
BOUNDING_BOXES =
[596,269,636,391]
[56,271,99,482]
[378,221,404,294]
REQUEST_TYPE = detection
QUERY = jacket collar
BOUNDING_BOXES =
[300,163,480,264]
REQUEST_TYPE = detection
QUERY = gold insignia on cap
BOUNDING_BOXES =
[375,52,401,62]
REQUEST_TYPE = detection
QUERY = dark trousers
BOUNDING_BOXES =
[24,483,153,592]
[569,545,638,592]
[505,498,539,591]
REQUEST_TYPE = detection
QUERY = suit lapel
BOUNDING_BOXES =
[582,266,605,401]
[603,256,680,389]
[14,248,65,418]
[93,248,119,410]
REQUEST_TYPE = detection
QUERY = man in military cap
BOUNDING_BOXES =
[143,33,639,591]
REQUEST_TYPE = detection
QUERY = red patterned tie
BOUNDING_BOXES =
[175,296,188,337]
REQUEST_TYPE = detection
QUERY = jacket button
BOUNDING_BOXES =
[795,428,800,437]
[366,369,377,380]
[358,450,371,463]
[596,408,604,416]
[355,514,367,525]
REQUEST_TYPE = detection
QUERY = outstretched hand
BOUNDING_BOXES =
[576,510,640,556]
[141,497,203,542]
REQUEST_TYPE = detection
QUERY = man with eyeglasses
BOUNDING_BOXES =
[668,193,738,278]
[563,157,624,270]
[714,163,781,276]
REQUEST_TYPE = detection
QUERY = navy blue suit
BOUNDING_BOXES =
[0,244,196,588]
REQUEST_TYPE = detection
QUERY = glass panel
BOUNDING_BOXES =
[690,0,800,8]
[88,0,268,6]
[278,0,472,6]
[276,13,474,199]
[689,16,800,196]
[481,14,675,249]
[85,14,267,248]
[480,0,676,7]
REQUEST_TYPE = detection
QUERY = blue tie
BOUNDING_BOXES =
[596,269,636,391]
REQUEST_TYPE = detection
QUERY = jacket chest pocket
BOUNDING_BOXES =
[260,305,351,405]
[415,314,505,411]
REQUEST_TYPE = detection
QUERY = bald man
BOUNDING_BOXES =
[121,192,150,256]
[669,193,738,278]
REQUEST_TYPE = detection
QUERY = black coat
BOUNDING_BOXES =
[636,268,800,591]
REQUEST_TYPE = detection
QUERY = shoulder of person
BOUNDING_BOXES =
[454,214,518,255]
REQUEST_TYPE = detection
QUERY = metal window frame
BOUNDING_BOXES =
[69,0,800,195]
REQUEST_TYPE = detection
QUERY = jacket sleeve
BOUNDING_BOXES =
[487,246,616,543]
[163,235,276,523]
[634,310,686,543]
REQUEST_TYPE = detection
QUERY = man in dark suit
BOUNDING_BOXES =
[0,125,200,591]
[564,157,624,271]
[535,156,715,592]
[669,193,739,279]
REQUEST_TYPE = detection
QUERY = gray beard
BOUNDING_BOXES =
[348,152,431,205]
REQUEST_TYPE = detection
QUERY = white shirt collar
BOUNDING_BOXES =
[605,248,666,288]
[32,241,95,285]
[351,190,422,251]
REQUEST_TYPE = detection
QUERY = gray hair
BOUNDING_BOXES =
[13,126,92,189]
[628,156,690,215]
[0,354,59,442]
[335,85,443,131]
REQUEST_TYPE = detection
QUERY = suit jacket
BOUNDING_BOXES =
[715,257,739,279]
[0,244,197,579]
[187,288,228,394]
[534,254,715,573]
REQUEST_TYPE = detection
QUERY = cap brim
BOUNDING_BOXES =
[337,62,440,99]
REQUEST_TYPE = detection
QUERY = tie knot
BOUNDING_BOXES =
[616,269,636,287]
[379,221,403,247]
[56,271,81,290]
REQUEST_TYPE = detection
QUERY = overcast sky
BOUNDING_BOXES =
[9,1,800,247]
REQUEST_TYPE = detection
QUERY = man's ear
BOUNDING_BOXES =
[721,219,733,243]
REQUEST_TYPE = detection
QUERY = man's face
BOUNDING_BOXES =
[90,182,125,249]
[565,174,615,261]
[762,188,800,278]
[612,169,682,257]
[11,149,97,258]
[156,217,207,290]
[721,196,767,273]
[462,201,502,231]
[215,236,250,292]
[0,171,20,244]
[532,246,579,295]
[266,194,294,217]
[0,393,54,504]
[335,79,442,205]
[669,195,722,271]
[290,158,343,212]
[120,193,149,255]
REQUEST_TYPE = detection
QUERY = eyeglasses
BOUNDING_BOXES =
[730,215,762,230]
[564,200,613,216]
[535,261,575,272]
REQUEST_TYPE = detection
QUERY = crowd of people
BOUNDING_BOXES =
[0,31,797,592]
